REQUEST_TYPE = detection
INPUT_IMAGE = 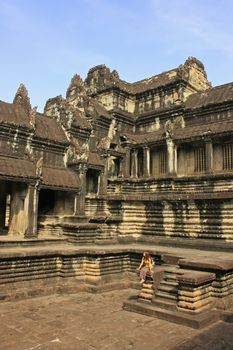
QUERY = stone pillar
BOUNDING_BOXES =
[131,149,138,178]
[166,137,176,175]
[174,144,177,175]
[74,192,79,215]
[122,146,131,178]
[76,164,87,214]
[178,85,184,102]
[99,168,108,195]
[205,140,213,173]
[0,183,7,230]
[118,157,123,177]
[159,89,165,108]
[9,183,29,236]
[143,146,150,177]
[25,183,39,238]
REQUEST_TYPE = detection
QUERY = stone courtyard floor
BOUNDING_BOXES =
[0,289,232,350]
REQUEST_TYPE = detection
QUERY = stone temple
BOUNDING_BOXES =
[0,57,233,328]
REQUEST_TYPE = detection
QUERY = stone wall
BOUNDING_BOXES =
[94,190,233,242]
[0,251,140,301]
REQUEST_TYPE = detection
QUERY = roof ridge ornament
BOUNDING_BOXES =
[13,83,31,115]
[29,106,37,129]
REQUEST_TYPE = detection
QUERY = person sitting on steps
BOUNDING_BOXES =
[137,251,154,284]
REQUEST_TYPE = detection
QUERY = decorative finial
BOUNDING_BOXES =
[13,83,31,115]
[66,74,85,99]
[30,106,37,129]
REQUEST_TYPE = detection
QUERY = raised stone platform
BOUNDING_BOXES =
[0,242,232,328]
[122,245,233,328]
[123,297,220,329]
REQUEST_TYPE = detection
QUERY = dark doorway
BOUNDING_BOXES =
[137,148,143,177]
[38,189,55,215]
[86,169,100,194]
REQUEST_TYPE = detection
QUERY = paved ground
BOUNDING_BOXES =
[0,289,232,350]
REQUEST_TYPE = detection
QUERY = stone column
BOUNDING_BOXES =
[174,144,178,175]
[178,85,184,102]
[9,183,35,237]
[118,157,123,177]
[131,149,138,178]
[159,89,165,108]
[122,146,131,178]
[166,137,177,176]
[0,183,7,230]
[25,183,39,238]
[99,154,108,195]
[74,192,80,215]
[143,146,150,177]
[205,140,213,173]
[76,163,87,214]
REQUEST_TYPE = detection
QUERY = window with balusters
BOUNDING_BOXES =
[222,143,233,170]
[158,150,167,174]
[194,146,206,173]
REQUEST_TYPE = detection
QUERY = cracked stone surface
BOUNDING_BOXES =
[0,289,232,350]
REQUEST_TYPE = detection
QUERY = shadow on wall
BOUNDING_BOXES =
[195,199,223,239]
[141,197,226,242]
[143,201,165,237]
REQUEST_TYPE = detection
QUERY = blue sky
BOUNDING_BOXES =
[1,0,233,111]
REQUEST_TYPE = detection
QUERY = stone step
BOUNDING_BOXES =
[163,267,197,282]
[123,300,220,329]
[140,287,154,295]
[155,291,177,301]
[157,284,178,294]
[163,267,186,274]
[142,281,153,288]
[138,292,153,302]
[152,297,177,311]
[139,288,154,296]
[139,288,153,296]
[160,280,178,287]
[164,273,178,282]
[159,279,178,290]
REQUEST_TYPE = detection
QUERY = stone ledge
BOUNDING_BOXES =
[161,254,181,265]
[177,271,216,286]
[179,259,233,272]
[108,172,233,184]
[103,191,233,201]
[61,223,99,229]
[137,236,233,252]
[0,279,139,302]
[0,236,66,247]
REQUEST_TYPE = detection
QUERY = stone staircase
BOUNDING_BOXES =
[152,265,180,310]
[138,275,154,302]
[124,263,221,328]
[138,264,179,307]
